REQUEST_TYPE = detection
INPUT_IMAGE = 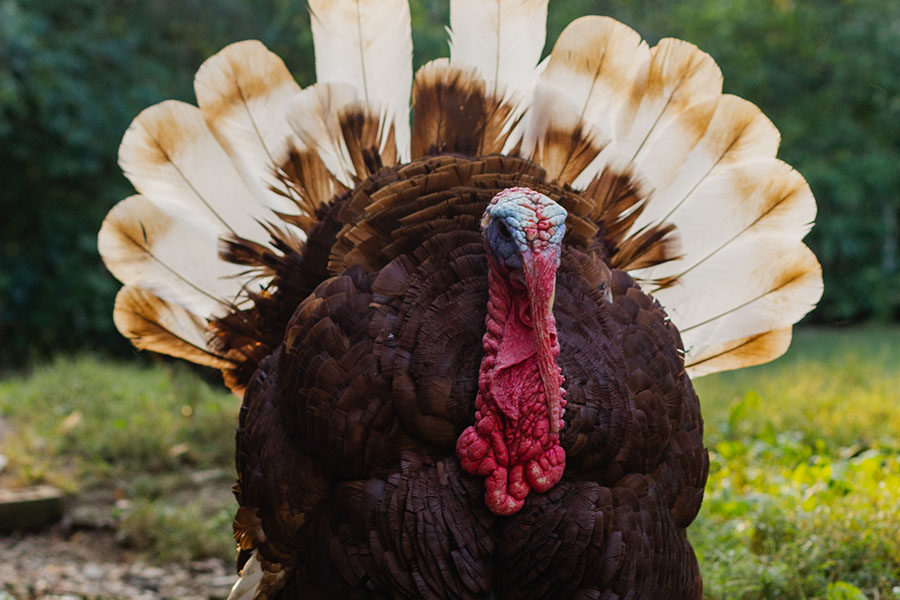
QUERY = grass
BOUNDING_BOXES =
[0,356,238,561]
[692,327,900,599]
[1,328,899,597]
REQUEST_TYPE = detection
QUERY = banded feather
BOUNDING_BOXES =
[309,0,412,161]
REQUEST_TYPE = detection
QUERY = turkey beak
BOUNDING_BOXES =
[523,247,564,434]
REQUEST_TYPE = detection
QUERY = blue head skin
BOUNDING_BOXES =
[482,187,567,275]
[481,188,567,270]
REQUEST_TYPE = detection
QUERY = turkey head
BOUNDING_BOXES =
[457,187,568,515]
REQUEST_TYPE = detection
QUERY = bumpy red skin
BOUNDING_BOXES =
[456,247,567,516]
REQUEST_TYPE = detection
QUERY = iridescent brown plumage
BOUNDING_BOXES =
[221,153,707,597]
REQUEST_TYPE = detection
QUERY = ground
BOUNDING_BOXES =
[1,328,899,599]
[0,531,232,599]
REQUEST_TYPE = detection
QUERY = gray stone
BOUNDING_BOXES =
[0,485,64,533]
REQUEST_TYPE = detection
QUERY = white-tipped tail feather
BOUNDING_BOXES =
[102,0,821,402]
[309,0,412,161]
[286,81,362,187]
[226,550,285,600]
[449,0,548,103]
[112,285,234,370]
[194,40,304,219]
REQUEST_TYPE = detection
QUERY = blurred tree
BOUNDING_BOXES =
[0,0,896,366]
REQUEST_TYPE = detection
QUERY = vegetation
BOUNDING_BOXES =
[2,330,899,597]
[692,327,900,599]
[1,0,898,365]
[0,356,238,561]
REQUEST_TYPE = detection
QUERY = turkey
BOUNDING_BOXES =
[98,0,822,598]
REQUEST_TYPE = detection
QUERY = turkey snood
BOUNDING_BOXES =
[456,187,568,516]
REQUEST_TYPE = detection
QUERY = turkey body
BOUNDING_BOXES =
[233,155,708,598]
[97,0,822,596]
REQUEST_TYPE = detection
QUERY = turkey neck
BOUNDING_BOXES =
[483,253,565,433]
[456,250,567,516]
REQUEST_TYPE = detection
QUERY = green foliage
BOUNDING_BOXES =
[0,355,237,488]
[0,355,239,560]
[692,327,900,599]
[117,496,236,562]
[1,0,898,362]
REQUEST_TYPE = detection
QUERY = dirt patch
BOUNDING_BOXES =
[0,475,237,599]
[0,527,234,599]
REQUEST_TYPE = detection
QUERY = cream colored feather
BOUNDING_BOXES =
[226,550,285,600]
[449,0,548,106]
[522,19,822,376]
[309,0,412,161]
[104,1,822,381]
[118,100,275,245]
[194,40,304,219]
[533,16,649,178]
[655,240,821,357]
[448,0,549,153]
[113,285,234,370]
[608,38,724,169]
[98,195,250,318]
[286,82,361,187]
[685,328,793,377]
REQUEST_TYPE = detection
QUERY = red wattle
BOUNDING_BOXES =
[456,263,566,516]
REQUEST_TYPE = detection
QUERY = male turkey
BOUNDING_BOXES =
[98,0,822,597]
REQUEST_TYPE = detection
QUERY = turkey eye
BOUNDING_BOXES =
[496,220,512,241]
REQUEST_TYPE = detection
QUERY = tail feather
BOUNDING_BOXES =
[118,100,275,245]
[448,0,549,151]
[286,82,363,186]
[449,0,548,106]
[98,195,250,318]
[639,159,815,286]
[310,0,412,161]
[113,285,235,370]
[194,40,304,219]
[522,23,821,375]
[611,38,724,169]
[533,16,649,185]
[657,240,821,367]
[685,327,793,377]
[102,1,823,387]
[411,58,521,158]
[520,84,607,185]
[226,550,286,600]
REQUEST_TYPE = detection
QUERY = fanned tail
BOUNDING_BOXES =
[101,1,822,386]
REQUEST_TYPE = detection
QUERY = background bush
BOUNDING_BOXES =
[2,0,897,367]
